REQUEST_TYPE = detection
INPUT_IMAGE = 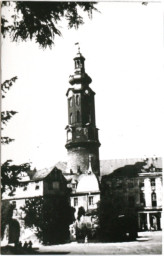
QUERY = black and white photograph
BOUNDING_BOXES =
[1,0,163,254]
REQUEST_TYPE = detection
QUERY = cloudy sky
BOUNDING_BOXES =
[2,1,164,169]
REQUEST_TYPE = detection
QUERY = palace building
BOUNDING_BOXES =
[1,47,163,245]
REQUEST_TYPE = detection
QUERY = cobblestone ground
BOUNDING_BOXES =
[37,231,162,255]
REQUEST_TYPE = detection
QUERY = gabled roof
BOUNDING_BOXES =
[31,161,67,181]
[32,166,55,181]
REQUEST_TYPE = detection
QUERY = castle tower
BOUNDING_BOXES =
[65,45,101,176]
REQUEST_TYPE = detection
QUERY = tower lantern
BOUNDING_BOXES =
[65,46,100,176]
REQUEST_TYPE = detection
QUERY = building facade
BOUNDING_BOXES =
[1,167,71,245]
[101,157,163,232]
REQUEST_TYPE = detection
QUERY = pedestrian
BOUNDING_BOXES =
[23,241,28,250]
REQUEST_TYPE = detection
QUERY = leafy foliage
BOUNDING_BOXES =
[21,196,75,244]
[1,1,97,48]
[1,76,17,99]
[1,160,31,196]
[1,77,18,144]
[1,111,17,128]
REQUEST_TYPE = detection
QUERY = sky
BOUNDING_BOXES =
[1,1,164,170]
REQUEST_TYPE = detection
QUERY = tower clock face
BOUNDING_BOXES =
[85,89,89,95]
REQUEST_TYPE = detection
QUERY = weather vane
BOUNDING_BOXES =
[75,42,80,53]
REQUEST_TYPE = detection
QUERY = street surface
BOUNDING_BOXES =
[37,231,162,255]
[1,231,162,254]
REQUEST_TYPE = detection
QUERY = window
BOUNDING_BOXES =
[89,196,94,206]
[139,180,144,188]
[53,181,59,189]
[70,113,73,124]
[69,97,73,107]
[75,60,81,69]
[72,183,76,189]
[35,185,39,190]
[140,192,145,206]
[74,197,78,207]
[12,201,16,208]
[151,178,156,187]
[76,95,80,105]
[23,186,27,191]
[76,111,80,123]
[152,192,157,207]
[67,130,72,140]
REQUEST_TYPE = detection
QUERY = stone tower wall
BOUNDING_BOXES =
[66,146,100,176]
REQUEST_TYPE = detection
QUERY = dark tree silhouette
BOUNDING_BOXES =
[1,77,18,144]
[21,196,75,244]
[1,1,97,48]
[1,160,31,196]
[1,77,32,197]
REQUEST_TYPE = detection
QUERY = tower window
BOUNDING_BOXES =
[76,111,80,123]
[89,196,94,206]
[70,113,73,124]
[67,130,72,140]
[74,197,78,207]
[69,97,73,107]
[75,60,81,69]
[76,95,80,105]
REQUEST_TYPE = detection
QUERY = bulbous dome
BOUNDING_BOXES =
[76,173,100,193]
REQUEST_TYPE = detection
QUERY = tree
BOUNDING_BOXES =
[21,196,75,244]
[1,77,18,144]
[1,1,97,48]
[1,77,32,197]
[1,160,31,196]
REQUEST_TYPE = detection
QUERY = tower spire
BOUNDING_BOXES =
[75,42,80,54]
